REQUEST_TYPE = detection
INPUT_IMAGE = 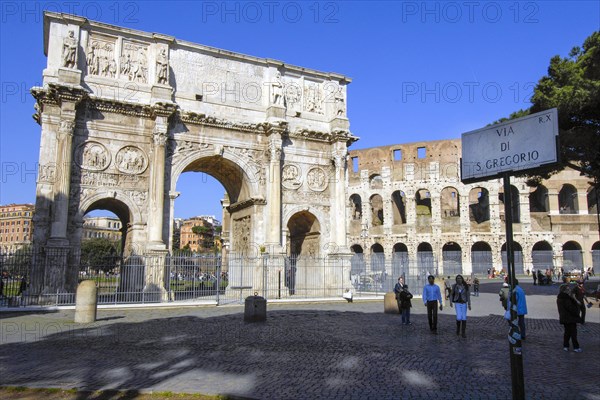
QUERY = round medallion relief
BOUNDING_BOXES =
[76,141,111,171]
[115,146,148,174]
[282,164,302,190]
[306,166,328,192]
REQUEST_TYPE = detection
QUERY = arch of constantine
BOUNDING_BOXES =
[30,12,356,298]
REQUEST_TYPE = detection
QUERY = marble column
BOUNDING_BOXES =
[49,116,76,244]
[147,116,169,250]
[266,128,282,246]
[332,146,349,250]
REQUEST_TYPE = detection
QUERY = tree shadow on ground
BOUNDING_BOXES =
[0,309,598,400]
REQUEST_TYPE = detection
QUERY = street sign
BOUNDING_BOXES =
[461,108,558,183]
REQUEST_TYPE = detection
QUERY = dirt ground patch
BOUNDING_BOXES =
[0,387,224,400]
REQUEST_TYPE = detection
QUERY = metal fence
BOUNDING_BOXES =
[471,251,493,275]
[562,250,584,271]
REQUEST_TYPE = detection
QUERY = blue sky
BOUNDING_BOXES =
[1,1,598,221]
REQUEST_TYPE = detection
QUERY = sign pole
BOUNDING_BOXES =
[503,172,525,399]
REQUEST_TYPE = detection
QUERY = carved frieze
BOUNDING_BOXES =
[233,216,251,253]
[225,145,264,181]
[115,146,148,174]
[125,190,148,207]
[38,164,56,183]
[304,82,323,114]
[283,187,329,205]
[75,141,111,171]
[120,40,148,83]
[168,140,211,162]
[72,170,148,188]
[86,34,117,78]
[178,111,267,134]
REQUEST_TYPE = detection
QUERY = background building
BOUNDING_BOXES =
[82,216,122,241]
[346,139,600,279]
[0,204,34,252]
[179,216,222,253]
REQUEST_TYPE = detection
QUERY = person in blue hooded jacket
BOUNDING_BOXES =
[507,278,528,340]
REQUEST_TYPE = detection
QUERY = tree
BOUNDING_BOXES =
[80,238,119,273]
[496,31,600,186]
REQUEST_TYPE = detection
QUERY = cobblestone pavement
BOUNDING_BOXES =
[1,285,599,400]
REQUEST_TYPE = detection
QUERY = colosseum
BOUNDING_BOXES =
[346,138,599,284]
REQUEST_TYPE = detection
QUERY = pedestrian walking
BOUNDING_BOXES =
[507,278,528,340]
[423,275,443,333]
[574,280,591,326]
[557,283,583,352]
[444,276,452,300]
[473,276,480,297]
[533,270,537,285]
[449,274,471,338]
[499,281,510,310]
[398,284,413,325]
[393,277,404,313]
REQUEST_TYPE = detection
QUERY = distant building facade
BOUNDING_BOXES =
[82,216,122,241]
[0,204,34,252]
[179,216,221,253]
[346,139,600,276]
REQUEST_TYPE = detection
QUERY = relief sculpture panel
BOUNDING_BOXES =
[116,146,148,174]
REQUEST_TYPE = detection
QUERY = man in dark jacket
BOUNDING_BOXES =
[557,284,583,352]
[393,277,404,313]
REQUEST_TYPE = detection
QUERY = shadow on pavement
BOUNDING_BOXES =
[0,308,598,399]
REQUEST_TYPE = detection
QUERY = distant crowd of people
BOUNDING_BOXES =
[388,270,596,353]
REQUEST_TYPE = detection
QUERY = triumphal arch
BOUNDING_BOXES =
[30,12,356,298]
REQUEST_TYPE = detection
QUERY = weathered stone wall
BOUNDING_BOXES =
[347,139,599,273]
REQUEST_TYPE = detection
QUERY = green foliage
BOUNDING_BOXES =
[3,245,32,274]
[498,31,600,185]
[80,238,119,272]
[192,225,212,235]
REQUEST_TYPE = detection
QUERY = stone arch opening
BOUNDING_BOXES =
[392,242,408,279]
[370,243,385,272]
[417,242,435,275]
[78,197,133,254]
[442,242,462,276]
[173,154,255,255]
[529,185,549,212]
[287,211,321,257]
[370,194,384,226]
[469,188,490,224]
[65,197,135,294]
[559,184,578,214]
[391,190,406,224]
[499,185,520,223]
[562,241,583,271]
[415,189,431,216]
[369,174,383,189]
[592,241,600,271]
[350,194,362,220]
[440,187,459,218]
[350,244,365,280]
[532,241,554,272]
[471,241,492,275]
[587,186,598,214]
[501,241,524,274]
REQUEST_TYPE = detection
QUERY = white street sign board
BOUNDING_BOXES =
[461,108,558,183]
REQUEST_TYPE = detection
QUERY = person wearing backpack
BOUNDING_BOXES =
[398,284,413,325]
